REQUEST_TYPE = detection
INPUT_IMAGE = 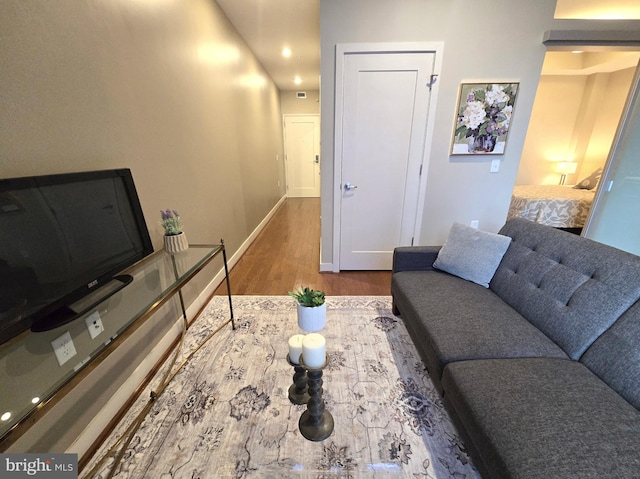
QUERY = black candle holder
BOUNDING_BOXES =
[298,354,334,442]
[286,354,310,405]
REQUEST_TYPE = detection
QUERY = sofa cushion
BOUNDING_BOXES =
[442,358,640,479]
[392,245,440,273]
[491,218,640,359]
[581,299,640,410]
[391,270,567,390]
[433,222,511,288]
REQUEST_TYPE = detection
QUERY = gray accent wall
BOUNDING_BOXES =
[0,0,285,453]
[281,90,320,115]
[0,0,286,265]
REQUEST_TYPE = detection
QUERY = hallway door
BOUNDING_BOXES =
[334,44,441,270]
[284,115,320,197]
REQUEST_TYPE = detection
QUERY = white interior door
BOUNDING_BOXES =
[336,47,438,270]
[284,115,320,197]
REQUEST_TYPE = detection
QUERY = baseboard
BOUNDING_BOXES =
[70,195,287,463]
[201,194,287,299]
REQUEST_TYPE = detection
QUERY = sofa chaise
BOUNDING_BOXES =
[391,217,640,478]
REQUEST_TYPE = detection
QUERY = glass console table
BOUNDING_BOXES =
[0,243,234,445]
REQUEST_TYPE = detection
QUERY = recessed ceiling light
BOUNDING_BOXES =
[294,76,302,85]
[282,48,292,58]
[1,412,11,421]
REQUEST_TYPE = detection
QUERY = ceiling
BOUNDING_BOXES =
[215,0,320,92]
[214,1,640,91]
[542,51,640,75]
[555,0,640,19]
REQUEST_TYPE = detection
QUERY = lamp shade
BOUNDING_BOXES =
[556,162,578,174]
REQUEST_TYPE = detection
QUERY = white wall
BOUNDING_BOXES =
[320,1,640,266]
[581,67,637,176]
[516,75,587,184]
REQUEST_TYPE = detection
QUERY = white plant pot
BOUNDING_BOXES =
[297,303,326,332]
[164,232,188,254]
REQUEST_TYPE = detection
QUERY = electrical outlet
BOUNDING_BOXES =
[51,331,77,366]
[490,159,500,173]
[85,311,104,339]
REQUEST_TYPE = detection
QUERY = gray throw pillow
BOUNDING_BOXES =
[433,222,511,288]
[573,168,603,190]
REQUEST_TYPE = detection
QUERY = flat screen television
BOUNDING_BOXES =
[0,169,153,345]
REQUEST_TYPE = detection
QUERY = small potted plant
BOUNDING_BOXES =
[161,209,188,254]
[289,286,326,332]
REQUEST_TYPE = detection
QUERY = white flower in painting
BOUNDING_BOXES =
[462,101,486,130]
[499,105,513,129]
[485,84,509,106]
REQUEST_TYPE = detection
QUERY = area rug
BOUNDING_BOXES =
[84,296,480,478]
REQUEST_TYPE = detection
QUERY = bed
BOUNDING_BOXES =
[507,185,596,229]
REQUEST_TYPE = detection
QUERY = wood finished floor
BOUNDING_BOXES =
[214,198,392,296]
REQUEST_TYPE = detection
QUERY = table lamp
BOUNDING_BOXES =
[556,162,577,185]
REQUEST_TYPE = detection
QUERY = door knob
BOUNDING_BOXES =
[344,183,358,191]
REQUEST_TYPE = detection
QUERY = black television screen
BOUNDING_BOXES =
[0,169,153,344]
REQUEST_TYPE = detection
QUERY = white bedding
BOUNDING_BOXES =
[507,185,596,228]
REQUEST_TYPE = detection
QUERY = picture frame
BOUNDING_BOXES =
[450,82,519,155]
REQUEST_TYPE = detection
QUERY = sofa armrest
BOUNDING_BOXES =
[392,246,441,273]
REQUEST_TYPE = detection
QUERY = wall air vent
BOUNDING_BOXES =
[296,91,307,99]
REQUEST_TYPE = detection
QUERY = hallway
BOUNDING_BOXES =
[215,198,391,295]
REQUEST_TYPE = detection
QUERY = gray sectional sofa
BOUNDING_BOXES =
[391,217,640,478]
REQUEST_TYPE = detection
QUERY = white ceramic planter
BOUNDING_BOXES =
[164,232,188,254]
[297,303,326,332]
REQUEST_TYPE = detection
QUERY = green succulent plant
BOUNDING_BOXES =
[160,209,182,236]
[288,287,325,307]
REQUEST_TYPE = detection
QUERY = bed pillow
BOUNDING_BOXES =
[433,222,511,288]
[573,168,603,190]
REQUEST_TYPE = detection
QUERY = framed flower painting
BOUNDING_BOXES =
[450,82,519,155]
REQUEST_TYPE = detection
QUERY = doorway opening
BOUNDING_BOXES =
[510,50,640,234]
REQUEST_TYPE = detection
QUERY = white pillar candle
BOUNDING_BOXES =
[302,333,326,368]
[288,334,305,364]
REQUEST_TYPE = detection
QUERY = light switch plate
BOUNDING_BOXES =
[84,311,104,339]
[490,159,500,173]
[51,331,77,366]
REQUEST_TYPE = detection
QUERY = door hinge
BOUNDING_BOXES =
[411,237,415,246]
[419,164,423,176]
[426,74,438,90]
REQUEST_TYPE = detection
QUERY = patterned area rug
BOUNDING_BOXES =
[85,296,479,478]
